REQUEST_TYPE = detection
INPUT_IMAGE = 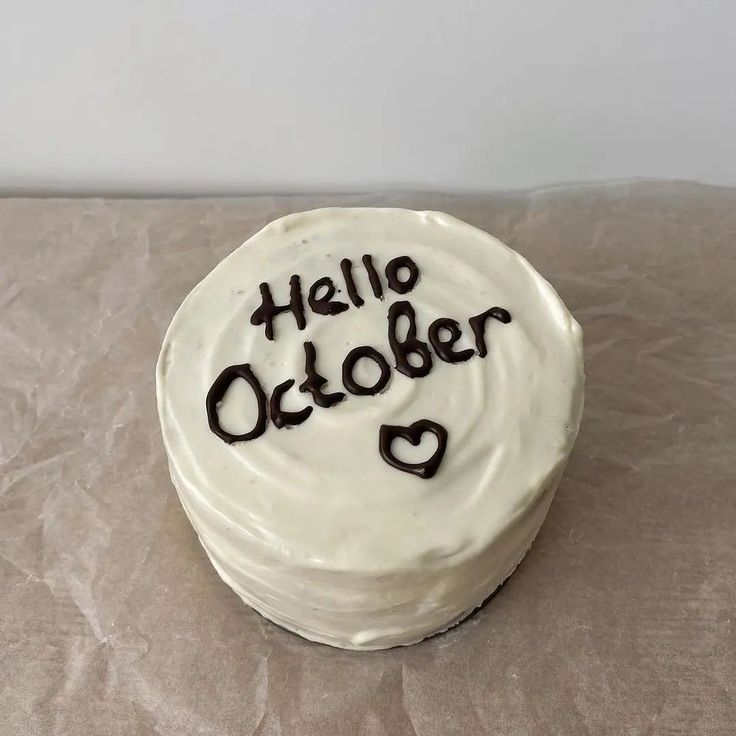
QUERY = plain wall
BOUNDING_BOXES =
[1,0,735,195]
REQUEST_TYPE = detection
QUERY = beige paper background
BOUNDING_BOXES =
[2,181,735,735]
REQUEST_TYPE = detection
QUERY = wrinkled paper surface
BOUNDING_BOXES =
[2,182,735,735]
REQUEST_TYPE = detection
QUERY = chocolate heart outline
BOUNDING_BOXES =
[378,419,448,480]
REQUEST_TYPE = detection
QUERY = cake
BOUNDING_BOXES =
[156,208,584,650]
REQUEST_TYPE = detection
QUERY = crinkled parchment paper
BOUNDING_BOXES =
[2,182,735,735]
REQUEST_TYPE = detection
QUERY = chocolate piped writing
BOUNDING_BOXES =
[385,255,419,294]
[270,378,313,428]
[428,317,475,363]
[379,420,448,479]
[468,307,512,358]
[209,252,513,479]
[250,276,306,341]
[299,341,345,408]
[250,255,419,340]
[388,300,433,379]
[206,363,268,443]
[342,346,391,396]
[339,258,364,307]
[308,276,349,316]
[361,254,383,299]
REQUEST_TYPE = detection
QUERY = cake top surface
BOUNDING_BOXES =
[157,208,584,571]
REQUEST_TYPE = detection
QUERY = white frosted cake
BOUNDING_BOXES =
[156,208,584,650]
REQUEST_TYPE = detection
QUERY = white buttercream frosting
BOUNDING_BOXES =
[156,208,584,649]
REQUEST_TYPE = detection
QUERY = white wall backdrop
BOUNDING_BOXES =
[1,0,735,194]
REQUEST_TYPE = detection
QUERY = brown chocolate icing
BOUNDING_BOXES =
[250,276,306,341]
[270,378,313,428]
[342,345,391,396]
[387,300,433,379]
[299,341,346,408]
[379,419,448,479]
[206,363,268,443]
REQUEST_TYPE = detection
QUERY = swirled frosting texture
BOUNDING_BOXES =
[156,208,584,649]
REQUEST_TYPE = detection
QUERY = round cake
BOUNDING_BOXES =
[156,208,584,650]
